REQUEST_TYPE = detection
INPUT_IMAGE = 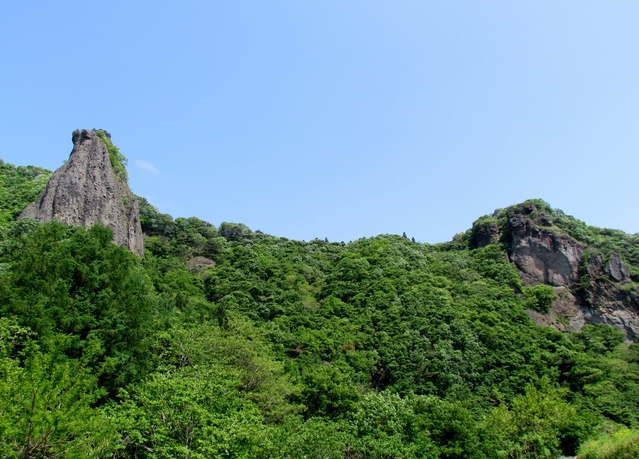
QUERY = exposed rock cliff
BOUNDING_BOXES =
[19,129,144,256]
[471,201,639,340]
[508,211,584,287]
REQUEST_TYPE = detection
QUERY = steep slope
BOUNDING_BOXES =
[470,200,639,340]
[19,129,144,255]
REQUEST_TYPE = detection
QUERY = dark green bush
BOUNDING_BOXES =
[523,284,556,313]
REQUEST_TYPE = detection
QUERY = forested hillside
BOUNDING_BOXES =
[1,155,638,459]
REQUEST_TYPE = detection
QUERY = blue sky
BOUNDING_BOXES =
[1,1,638,243]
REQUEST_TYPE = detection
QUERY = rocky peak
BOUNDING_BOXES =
[19,129,144,256]
[507,210,585,287]
[470,201,639,340]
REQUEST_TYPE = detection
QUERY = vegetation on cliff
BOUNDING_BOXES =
[93,129,129,183]
[0,157,638,458]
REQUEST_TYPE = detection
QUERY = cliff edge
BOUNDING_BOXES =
[471,201,639,340]
[19,129,144,256]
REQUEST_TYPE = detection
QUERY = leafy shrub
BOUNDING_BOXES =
[572,324,625,354]
[0,160,51,224]
[0,221,156,392]
[483,379,576,459]
[523,284,556,313]
[579,428,639,459]
[219,221,253,241]
[0,318,118,458]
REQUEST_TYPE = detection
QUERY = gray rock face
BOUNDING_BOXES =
[606,252,630,282]
[508,213,585,287]
[19,129,144,256]
[472,203,639,340]
[503,206,639,340]
[525,286,585,333]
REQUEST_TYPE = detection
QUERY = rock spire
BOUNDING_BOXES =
[19,129,144,256]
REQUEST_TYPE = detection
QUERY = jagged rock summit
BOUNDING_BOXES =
[19,129,144,256]
[471,201,639,340]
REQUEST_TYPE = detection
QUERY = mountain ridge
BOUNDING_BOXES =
[8,132,639,339]
[2,137,639,457]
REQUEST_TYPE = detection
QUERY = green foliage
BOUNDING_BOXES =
[413,395,487,458]
[93,129,129,183]
[266,416,353,459]
[572,324,626,355]
[348,392,438,458]
[469,215,500,248]
[568,340,639,427]
[0,159,51,225]
[0,318,118,458]
[112,364,269,459]
[137,196,175,238]
[219,221,253,241]
[138,196,222,263]
[523,284,556,313]
[483,379,576,459]
[579,428,639,459]
[472,243,523,291]
[579,248,595,290]
[298,363,360,418]
[154,318,301,420]
[0,221,156,392]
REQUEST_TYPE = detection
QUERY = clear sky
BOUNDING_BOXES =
[1,1,638,243]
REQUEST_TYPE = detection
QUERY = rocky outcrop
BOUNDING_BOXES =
[579,252,639,339]
[525,286,585,333]
[19,129,144,256]
[471,202,639,340]
[187,256,215,273]
[605,252,630,282]
[469,221,500,248]
[508,212,585,287]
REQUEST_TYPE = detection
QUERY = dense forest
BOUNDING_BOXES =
[1,150,638,458]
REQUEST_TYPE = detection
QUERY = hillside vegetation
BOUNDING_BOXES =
[0,156,638,458]
[0,160,51,225]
